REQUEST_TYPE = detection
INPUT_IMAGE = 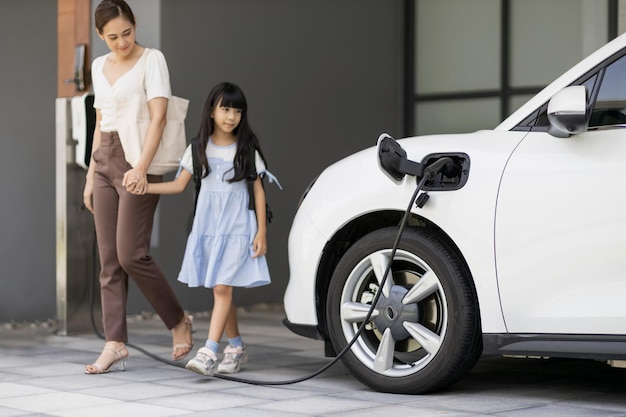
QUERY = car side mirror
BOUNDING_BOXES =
[547,85,588,138]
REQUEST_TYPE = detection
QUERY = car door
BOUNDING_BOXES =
[495,52,626,335]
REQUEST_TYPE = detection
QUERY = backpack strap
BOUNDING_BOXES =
[247,180,255,211]
[247,175,273,224]
[247,147,273,223]
[191,137,202,215]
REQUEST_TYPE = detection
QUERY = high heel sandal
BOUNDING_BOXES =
[84,346,129,374]
[172,315,194,361]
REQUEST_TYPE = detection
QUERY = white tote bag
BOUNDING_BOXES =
[115,49,189,175]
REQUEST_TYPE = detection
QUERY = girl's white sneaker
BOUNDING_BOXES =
[185,347,217,376]
[217,345,249,374]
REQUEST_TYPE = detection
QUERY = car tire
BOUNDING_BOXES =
[326,226,482,394]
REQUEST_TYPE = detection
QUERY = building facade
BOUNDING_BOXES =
[0,0,621,323]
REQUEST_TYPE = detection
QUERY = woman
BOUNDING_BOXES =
[83,0,192,374]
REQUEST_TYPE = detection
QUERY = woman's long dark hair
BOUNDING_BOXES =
[195,82,267,182]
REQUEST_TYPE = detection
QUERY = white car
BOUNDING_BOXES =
[283,32,626,394]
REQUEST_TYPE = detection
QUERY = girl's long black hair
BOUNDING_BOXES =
[194,82,267,182]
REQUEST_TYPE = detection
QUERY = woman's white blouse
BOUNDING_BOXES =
[91,48,172,133]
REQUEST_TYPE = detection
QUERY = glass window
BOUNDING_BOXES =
[590,54,626,127]
[415,0,500,94]
[411,0,612,136]
[416,98,500,135]
[509,94,535,117]
[510,0,608,88]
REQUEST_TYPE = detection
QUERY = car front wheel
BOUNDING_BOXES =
[326,227,482,394]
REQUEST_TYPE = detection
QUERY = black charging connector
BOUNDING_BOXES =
[416,192,429,208]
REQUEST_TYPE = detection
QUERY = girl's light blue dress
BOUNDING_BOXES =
[176,139,278,288]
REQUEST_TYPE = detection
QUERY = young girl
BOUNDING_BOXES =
[132,82,280,376]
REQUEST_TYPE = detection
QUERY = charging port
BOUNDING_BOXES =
[420,153,470,191]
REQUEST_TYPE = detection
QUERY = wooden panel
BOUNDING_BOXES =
[58,0,91,97]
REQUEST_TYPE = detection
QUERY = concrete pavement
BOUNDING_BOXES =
[1,306,626,416]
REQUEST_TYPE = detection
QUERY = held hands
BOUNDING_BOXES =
[123,168,148,195]
[252,232,267,258]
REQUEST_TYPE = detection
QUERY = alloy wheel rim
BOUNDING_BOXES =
[339,249,448,376]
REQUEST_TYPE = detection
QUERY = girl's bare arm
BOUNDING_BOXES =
[252,176,267,257]
[145,169,193,195]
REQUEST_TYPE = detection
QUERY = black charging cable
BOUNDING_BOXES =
[88,160,442,385]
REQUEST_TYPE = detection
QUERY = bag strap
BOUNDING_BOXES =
[135,48,151,95]
[246,177,273,223]
[246,146,274,223]
[246,146,257,212]
[191,137,202,215]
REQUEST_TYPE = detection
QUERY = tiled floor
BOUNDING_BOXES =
[1,308,626,416]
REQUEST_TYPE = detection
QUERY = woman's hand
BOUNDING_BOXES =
[83,175,95,213]
[252,232,267,258]
[123,168,147,195]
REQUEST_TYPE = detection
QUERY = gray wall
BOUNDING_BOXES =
[0,0,57,321]
[0,0,402,322]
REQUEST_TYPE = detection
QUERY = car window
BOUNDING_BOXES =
[589,54,626,127]
[512,53,626,132]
